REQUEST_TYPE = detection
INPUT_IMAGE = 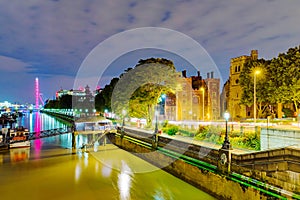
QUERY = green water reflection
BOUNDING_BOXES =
[0,137,215,200]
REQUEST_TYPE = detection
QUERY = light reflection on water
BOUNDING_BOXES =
[118,160,133,200]
[0,113,216,200]
[16,112,68,132]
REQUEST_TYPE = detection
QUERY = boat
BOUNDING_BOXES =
[9,126,30,148]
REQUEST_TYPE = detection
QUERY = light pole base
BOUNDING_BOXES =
[221,140,232,150]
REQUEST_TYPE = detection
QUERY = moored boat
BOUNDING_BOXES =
[9,126,30,148]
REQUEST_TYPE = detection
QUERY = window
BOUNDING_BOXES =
[235,79,239,84]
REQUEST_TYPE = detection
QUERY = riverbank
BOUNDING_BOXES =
[106,129,300,200]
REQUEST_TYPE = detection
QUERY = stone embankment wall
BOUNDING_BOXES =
[107,132,288,200]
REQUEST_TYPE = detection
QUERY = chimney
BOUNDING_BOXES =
[197,71,200,77]
[182,70,187,78]
[211,71,214,79]
[207,72,210,79]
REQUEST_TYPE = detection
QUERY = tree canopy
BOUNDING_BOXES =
[240,46,300,116]
[111,58,180,124]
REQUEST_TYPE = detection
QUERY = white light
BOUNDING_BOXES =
[118,161,132,200]
[224,112,230,120]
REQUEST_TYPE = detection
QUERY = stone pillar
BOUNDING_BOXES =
[218,149,232,174]
[152,133,158,149]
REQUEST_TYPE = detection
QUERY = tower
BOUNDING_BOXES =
[35,77,39,109]
[228,50,258,119]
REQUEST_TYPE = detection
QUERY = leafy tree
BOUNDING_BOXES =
[44,99,59,109]
[240,46,300,117]
[240,59,272,117]
[59,94,72,109]
[112,58,181,125]
[95,77,119,114]
[269,46,300,114]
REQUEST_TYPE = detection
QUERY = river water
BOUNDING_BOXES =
[0,112,215,200]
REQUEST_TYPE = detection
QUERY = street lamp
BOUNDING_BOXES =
[254,70,261,126]
[122,110,126,127]
[121,109,126,138]
[200,87,205,121]
[154,106,159,134]
[222,111,232,150]
[161,94,166,119]
[152,106,159,148]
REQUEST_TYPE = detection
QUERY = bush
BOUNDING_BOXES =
[162,125,179,136]
[162,120,168,127]
[192,125,260,150]
[178,129,196,137]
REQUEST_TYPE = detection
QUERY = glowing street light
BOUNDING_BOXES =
[200,87,205,121]
[222,111,232,150]
[254,69,261,126]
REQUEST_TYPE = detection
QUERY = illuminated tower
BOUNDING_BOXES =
[35,77,39,109]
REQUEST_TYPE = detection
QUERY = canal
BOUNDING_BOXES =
[0,112,215,200]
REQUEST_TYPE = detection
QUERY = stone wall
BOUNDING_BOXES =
[261,128,300,150]
[107,132,287,200]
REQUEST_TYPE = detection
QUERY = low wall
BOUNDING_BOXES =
[261,128,300,150]
[107,132,294,200]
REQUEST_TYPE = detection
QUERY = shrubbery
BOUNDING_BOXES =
[162,124,179,136]
[193,125,260,150]
[160,123,260,150]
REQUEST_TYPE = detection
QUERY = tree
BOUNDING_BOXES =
[59,94,72,109]
[95,77,119,114]
[269,46,300,114]
[240,59,272,117]
[240,46,300,117]
[111,58,181,125]
[44,99,59,109]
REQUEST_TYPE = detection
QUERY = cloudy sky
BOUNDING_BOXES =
[0,0,300,104]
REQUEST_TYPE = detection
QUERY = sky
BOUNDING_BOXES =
[0,0,300,104]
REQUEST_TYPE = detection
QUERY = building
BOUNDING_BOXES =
[56,85,95,114]
[205,72,220,120]
[165,70,220,121]
[228,50,258,120]
[220,80,230,118]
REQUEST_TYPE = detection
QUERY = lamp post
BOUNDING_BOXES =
[121,109,126,138]
[253,70,260,125]
[152,106,159,148]
[200,87,205,121]
[161,93,166,120]
[222,111,232,150]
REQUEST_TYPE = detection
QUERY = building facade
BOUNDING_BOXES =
[164,70,220,121]
[228,50,258,120]
[205,72,220,120]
